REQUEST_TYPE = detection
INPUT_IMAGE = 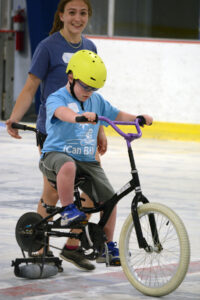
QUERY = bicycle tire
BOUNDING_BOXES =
[119,203,190,297]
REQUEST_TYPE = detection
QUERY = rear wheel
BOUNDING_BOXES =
[119,203,190,297]
[15,212,45,252]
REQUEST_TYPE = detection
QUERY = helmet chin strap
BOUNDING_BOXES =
[70,80,84,110]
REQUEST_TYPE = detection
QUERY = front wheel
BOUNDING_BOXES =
[119,203,190,297]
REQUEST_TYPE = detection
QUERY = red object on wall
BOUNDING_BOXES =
[13,9,25,51]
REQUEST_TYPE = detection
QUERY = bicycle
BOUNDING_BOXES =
[11,116,190,297]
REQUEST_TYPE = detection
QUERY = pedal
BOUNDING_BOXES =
[70,219,88,228]
[110,259,121,266]
[80,220,88,225]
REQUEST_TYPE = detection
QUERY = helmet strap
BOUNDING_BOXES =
[69,80,84,110]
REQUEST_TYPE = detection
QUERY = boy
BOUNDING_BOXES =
[39,50,153,265]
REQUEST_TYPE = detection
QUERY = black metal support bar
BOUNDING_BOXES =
[131,194,149,249]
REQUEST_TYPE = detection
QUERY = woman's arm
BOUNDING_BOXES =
[6,74,41,138]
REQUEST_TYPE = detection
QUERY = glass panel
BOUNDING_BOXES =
[84,0,200,39]
[0,0,12,29]
[84,0,108,35]
[151,0,199,39]
[114,0,152,37]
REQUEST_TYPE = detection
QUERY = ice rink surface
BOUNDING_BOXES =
[0,124,200,299]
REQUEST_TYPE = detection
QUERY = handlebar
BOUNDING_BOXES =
[75,114,99,123]
[11,122,38,133]
[12,115,144,143]
[100,116,142,142]
[75,114,143,142]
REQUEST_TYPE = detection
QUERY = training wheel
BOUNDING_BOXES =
[14,263,58,279]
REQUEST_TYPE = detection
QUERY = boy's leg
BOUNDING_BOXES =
[102,205,117,242]
[60,191,96,271]
[37,146,59,219]
[37,175,59,217]
[36,176,95,270]
[36,175,59,256]
[65,192,94,247]
[38,154,94,270]
[76,161,120,266]
[96,205,120,265]
[65,149,100,248]
[57,161,75,207]
[56,161,86,226]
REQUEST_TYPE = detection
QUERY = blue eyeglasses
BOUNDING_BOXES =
[77,80,98,92]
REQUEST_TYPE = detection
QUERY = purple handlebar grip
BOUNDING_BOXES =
[98,116,142,142]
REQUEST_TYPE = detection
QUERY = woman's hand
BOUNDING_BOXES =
[6,119,22,139]
[97,126,107,155]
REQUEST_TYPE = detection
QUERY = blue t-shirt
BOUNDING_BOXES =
[29,32,97,134]
[42,87,120,162]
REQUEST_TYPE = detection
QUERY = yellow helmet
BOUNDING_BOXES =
[66,50,107,89]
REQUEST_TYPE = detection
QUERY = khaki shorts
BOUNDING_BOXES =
[39,152,115,203]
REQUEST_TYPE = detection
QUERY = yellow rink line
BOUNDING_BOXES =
[104,121,200,142]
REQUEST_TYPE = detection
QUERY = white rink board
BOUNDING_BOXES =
[91,37,200,124]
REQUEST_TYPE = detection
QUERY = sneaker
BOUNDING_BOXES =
[96,241,121,266]
[60,246,95,271]
[60,204,86,226]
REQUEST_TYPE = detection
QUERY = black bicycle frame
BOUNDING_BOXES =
[12,118,161,251]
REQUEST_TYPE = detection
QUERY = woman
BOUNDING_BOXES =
[6,0,119,270]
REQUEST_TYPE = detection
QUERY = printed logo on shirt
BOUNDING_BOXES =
[62,52,73,63]
[68,103,79,113]
[80,128,95,146]
[63,127,96,157]
[63,145,95,156]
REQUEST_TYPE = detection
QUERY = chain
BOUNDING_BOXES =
[60,30,82,49]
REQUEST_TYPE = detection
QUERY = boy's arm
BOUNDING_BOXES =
[54,106,78,123]
[54,107,97,123]
[115,111,153,125]
[115,111,137,122]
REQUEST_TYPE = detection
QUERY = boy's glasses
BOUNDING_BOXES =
[77,80,98,92]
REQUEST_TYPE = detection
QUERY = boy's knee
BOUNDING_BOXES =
[59,161,76,176]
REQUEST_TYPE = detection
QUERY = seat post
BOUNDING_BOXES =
[74,186,82,208]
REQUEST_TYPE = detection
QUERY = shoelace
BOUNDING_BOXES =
[107,242,119,255]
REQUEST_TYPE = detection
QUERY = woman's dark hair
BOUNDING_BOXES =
[49,0,92,35]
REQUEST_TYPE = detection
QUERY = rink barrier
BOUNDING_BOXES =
[1,121,200,142]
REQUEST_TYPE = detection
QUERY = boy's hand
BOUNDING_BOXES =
[75,113,98,123]
[82,112,98,123]
[140,114,153,126]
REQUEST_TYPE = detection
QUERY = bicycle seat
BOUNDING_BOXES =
[74,176,87,188]
[47,176,87,190]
